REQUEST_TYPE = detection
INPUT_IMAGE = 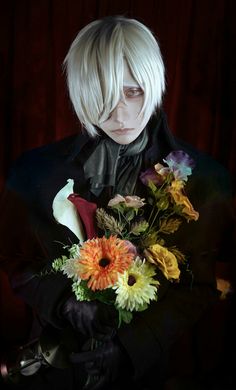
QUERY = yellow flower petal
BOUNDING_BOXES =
[144,244,180,281]
[114,257,159,311]
[168,180,199,221]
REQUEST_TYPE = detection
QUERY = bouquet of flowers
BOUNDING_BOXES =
[52,150,199,326]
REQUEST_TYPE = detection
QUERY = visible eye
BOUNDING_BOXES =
[124,88,144,98]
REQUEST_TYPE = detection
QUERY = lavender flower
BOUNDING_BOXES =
[163,151,195,181]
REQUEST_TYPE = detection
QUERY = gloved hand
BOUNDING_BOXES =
[61,296,118,340]
[70,337,133,390]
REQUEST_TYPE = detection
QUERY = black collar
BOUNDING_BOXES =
[67,110,178,167]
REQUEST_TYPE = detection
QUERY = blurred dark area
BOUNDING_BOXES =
[0,1,235,389]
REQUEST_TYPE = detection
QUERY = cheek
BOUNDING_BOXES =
[100,123,110,133]
[129,98,144,118]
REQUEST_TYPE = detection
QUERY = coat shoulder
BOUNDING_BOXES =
[6,133,87,192]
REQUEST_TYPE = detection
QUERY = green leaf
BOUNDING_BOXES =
[125,209,135,222]
[130,220,149,236]
[136,303,148,311]
[159,218,182,234]
[109,204,125,214]
[140,230,159,247]
[148,180,158,194]
[52,255,68,271]
[72,281,92,301]
[169,246,186,264]
[72,281,116,304]
[156,196,169,211]
[117,308,133,326]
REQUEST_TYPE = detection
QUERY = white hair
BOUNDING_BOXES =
[64,16,165,136]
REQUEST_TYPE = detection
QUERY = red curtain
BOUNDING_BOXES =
[0,0,235,190]
[0,0,235,371]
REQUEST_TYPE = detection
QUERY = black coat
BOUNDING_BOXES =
[0,112,234,389]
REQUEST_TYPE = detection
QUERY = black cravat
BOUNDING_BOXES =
[83,129,148,197]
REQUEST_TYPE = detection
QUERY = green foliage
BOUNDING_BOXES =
[72,281,92,301]
[130,220,149,236]
[125,209,135,222]
[117,308,133,326]
[156,196,169,211]
[136,302,148,312]
[72,280,116,304]
[52,256,68,271]
[159,218,182,234]
[148,180,159,196]
[47,152,198,328]
[169,246,186,264]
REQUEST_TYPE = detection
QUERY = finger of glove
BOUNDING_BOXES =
[84,362,101,376]
[80,315,116,339]
[91,325,116,341]
[69,347,104,364]
[100,342,122,381]
[76,306,108,335]
[93,302,118,329]
[68,301,117,337]
[68,311,103,338]
[83,373,107,390]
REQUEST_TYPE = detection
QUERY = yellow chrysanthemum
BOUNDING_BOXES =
[76,236,134,291]
[114,257,159,312]
[168,180,199,221]
[144,243,180,281]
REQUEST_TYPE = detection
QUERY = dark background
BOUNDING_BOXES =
[0,0,235,190]
[0,0,235,385]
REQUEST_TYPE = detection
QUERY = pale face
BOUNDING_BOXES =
[99,62,150,145]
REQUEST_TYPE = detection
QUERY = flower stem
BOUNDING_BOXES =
[149,207,160,230]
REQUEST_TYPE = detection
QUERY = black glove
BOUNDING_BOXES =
[62,296,118,340]
[70,337,133,390]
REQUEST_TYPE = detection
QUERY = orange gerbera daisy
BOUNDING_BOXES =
[76,236,134,291]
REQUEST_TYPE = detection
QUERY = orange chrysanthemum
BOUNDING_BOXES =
[76,236,134,291]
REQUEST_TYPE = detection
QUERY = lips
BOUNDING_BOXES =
[112,128,134,134]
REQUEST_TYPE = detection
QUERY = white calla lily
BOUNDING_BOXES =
[52,179,85,243]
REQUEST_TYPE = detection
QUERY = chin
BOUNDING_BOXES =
[113,136,137,145]
[112,131,143,145]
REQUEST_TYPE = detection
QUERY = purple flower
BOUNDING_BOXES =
[140,168,162,186]
[163,151,195,181]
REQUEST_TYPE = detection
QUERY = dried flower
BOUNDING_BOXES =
[96,208,124,235]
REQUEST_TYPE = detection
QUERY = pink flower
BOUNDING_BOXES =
[124,196,145,208]
[108,194,145,209]
[124,240,138,256]
[108,194,126,207]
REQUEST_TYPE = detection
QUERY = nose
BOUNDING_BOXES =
[111,98,129,124]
